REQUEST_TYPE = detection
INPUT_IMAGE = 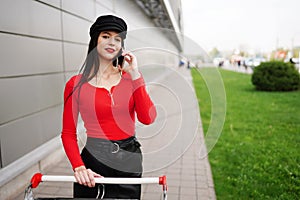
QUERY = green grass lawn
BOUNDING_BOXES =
[191,68,300,199]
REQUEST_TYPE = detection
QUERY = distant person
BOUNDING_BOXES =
[237,60,241,67]
[218,60,224,67]
[242,60,248,70]
[178,59,185,67]
[61,15,157,199]
[187,60,191,69]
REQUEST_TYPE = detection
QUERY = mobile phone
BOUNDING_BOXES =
[113,49,124,68]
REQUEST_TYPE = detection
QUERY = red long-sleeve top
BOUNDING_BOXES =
[61,72,156,169]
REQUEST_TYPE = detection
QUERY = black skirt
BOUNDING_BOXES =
[73,137,143,199]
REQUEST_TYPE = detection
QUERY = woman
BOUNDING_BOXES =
[61,15,157,199]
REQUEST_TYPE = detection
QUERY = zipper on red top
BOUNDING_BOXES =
[107,86,116,106]
[108,91,115,106]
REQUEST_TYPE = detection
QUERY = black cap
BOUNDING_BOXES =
[89,15,127,39]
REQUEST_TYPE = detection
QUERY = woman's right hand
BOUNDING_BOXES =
[74,165,102,187]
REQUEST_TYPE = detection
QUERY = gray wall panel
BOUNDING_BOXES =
[0,33,63,77]
[0,0,62,40]
[38,0,61,8]
[62,12,91,44]
[95,3,114,16]
[126,28,179,66]
[114,0,154,30]
[96,0,114,11]
[0,105,62,167]
[62,0,96,21]
[65,72,78,82]
[64,42,88,72]
[0,74,64,125]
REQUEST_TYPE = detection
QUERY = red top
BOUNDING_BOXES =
[61,73,156,169]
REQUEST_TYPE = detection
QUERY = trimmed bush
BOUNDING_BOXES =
[251,61,300,91]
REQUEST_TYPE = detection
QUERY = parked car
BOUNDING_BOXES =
[290,57,299,64]
[244,57,266,68]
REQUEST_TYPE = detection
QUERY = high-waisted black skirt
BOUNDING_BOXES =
[73,136,143,199]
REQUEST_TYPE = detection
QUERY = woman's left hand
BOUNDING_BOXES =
[118,51,141,80]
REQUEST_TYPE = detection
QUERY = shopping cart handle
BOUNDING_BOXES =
[30,173,167,188]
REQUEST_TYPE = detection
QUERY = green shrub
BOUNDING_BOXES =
[251,61,300,91]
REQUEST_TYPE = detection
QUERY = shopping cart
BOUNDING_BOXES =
[25,173,167,200]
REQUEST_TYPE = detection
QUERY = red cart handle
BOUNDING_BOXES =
[159,175,167,185]
[30,173,43,188]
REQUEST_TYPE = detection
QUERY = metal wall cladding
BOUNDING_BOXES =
[0,74,64,124]
[38,0,61,8]
[0,0,179,168]
[0,33,63,77]
[0,105,63,167]
[96,0,114,12]
[0,0,91,167]
[62,12,91,44]
[0,0,62,40]
[62,0,96,21]
[63,42,88,72]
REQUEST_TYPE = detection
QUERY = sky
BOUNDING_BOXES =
[182,0,300,54]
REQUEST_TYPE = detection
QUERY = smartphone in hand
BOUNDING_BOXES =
[113,49,124,68]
